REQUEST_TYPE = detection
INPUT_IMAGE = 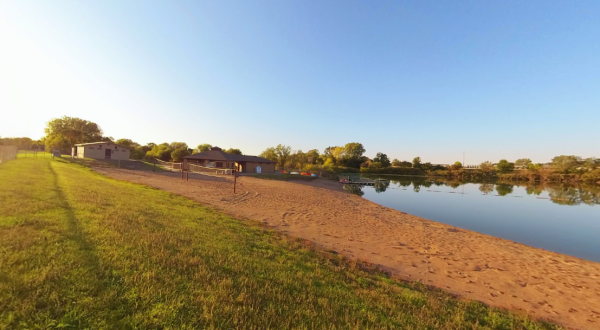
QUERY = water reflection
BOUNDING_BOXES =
[343,184,364,196]
[352,175,600,206]
[347,174,600,262]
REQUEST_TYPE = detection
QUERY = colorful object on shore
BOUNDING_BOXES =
[300,172,311,176]
[311,174,318,177]
[281,170,288,174]
[290,172,300,175]
[339,179,350,183]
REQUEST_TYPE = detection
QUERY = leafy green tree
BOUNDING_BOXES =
[194,144,212,153]
[373,152,391,167]
[225,148,243,155]
[421,162,433,171]
[146,143,173,161]
[171,147,191,162]
[331,146,345,161]
[412,157,422,169]
[259,147,278,162]
[0,137,33,150]
[391,159,401,167]
[551,155,581,173]
[273,144,292,168]
[479,161,494,172]
[44,116,103,153]
[369,162,382,168]
[115,138,140,150]
[344,142,365,159]
[398,161,412,168]
[306,149,320,164]
[496,159,515,173]
[515,158,532,168]
[528,163,543,171]
[451,161,463,170]
[131,144,152,160]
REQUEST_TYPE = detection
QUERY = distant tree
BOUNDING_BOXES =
[344,142,365,159]
[194,144,212,153]
[412,157,422,169]
[583,158,599,171]
[171,147,191,162]
[115,138,140,150]
[528,163,543,171]
[496,159,515,173]
[551,155,581,173]
[146,143,173,161]
[101,136,114,142]
[479,161,494,172]
[369,162,382,168]
[451,161,463,171]
[225,148,243,155]
[131,144,152,160]
[274,144,292,169]
[515,158,532,168]
[331,146,345,161]
[373,152,391,167]
[259,147,278,162]
[391,158,401,167]
[0,137,33,150]
[44,116,103,153]
[398,161,412,168]
[306,149,320,164]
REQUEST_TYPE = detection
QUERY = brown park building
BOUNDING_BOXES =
[182,147,275,174]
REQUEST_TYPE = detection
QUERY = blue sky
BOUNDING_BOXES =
[1,1,598,164]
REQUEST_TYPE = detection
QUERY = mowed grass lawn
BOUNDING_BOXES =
[0,159,560,330]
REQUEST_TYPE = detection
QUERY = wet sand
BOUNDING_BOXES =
[95,168,600,329]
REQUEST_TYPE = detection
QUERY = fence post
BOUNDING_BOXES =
[234,169,237,193]
[153,159,156,172]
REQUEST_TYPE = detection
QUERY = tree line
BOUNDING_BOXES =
[11,116,243,162]
[4,116,599,182]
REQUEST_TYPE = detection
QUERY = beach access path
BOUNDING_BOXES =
[94,167,600,330]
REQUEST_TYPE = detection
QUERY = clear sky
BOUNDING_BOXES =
[1,1,598,164]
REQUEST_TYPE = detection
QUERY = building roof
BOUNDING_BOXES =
[183,146,275,163]
[74,142,130,150]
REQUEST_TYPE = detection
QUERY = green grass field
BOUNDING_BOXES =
[0,158,561,329]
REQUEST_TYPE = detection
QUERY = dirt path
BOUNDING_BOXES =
[95,168,600,329]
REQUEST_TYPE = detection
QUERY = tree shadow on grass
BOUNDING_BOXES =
[47,162,133,327]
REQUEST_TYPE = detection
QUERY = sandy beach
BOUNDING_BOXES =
[95,168,600,329]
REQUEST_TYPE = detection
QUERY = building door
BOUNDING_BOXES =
[105,149,111,159]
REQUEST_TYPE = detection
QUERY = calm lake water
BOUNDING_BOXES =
[343,176,600,263]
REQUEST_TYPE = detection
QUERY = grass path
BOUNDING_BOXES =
[0,158,560,329]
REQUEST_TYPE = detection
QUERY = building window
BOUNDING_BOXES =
[115,146,118,150]
[216,162,223,168]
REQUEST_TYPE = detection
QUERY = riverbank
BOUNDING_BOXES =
[2,158,560,329]
[95,167,600,329]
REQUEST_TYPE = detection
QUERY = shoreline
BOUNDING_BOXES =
[94,167,600,329]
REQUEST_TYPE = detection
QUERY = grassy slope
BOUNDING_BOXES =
[0,158,560,329]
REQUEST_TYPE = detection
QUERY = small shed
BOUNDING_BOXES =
[72,142,131,160]
[182,147,275,174]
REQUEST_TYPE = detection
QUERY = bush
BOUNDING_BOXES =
[581,169,600,183]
